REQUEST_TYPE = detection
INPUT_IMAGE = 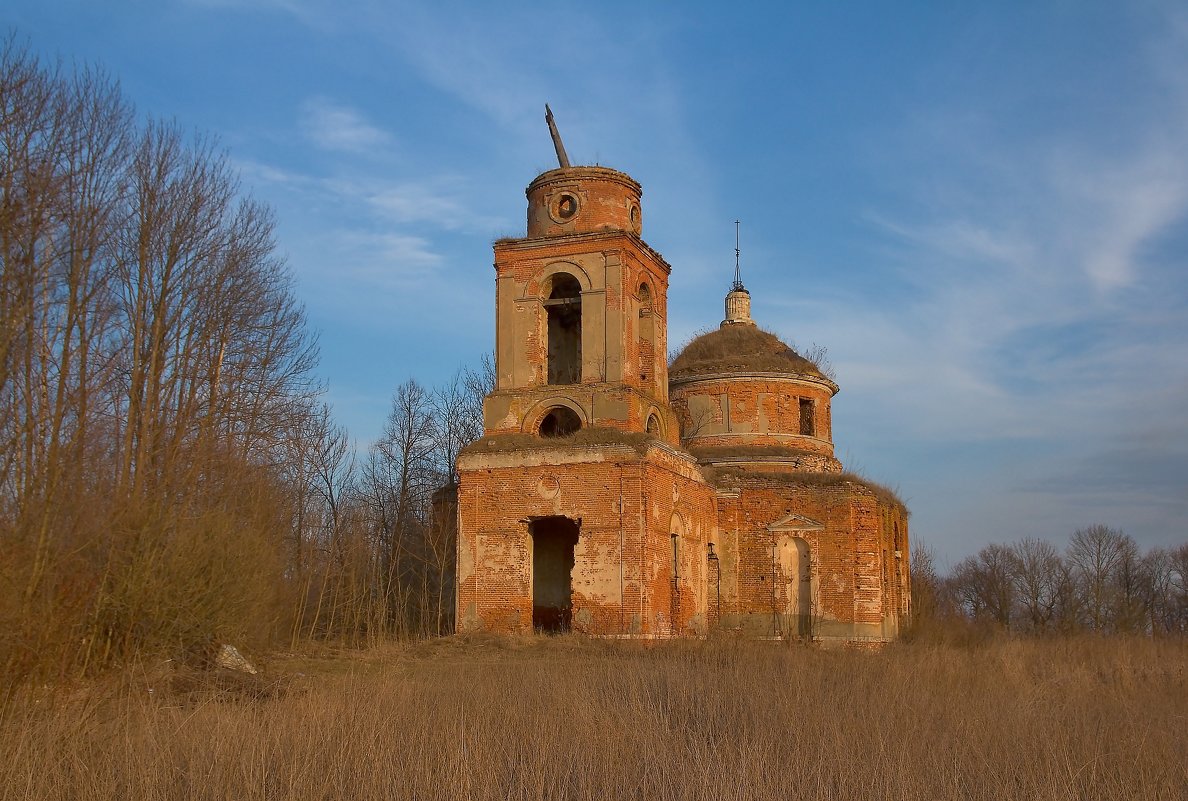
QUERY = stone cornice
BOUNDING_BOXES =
[493,230,672,275]
[669,370,840,396]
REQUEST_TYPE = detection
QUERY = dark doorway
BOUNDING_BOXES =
[545,274,581,384]
[530,516,580,633]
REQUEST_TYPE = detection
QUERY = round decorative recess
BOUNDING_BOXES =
[537,475,561,499]
[549,192,580,223]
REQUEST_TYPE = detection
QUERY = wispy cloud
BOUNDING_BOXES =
[182,0,332,28]
[331,230,442,284]
[1048,147,1188,293]
[300,96,394,153]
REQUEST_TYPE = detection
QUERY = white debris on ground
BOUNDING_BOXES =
[215,644,258,675]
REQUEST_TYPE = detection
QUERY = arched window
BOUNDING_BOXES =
[646,413,661,435]
[638,281,654,384]
[539,406,582,438]
[638,281,652,309]
[544,274,581,385]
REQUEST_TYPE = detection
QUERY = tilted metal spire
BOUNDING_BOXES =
[544,103,571,169]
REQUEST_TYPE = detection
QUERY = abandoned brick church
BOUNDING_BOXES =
[455,114,910,644]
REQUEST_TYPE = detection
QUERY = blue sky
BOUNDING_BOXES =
[9,1,1188,565]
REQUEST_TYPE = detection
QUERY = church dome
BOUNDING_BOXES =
[669,325,827,382]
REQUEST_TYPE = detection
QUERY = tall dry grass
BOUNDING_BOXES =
[1,635,1184,800]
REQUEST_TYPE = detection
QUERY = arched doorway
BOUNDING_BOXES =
[776,536,812,638]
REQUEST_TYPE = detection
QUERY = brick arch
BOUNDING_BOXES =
[528,261,593,298]
[522,396,589,434]
[637,273,656,306]
[669,511,685,536]
[645,405,665,436]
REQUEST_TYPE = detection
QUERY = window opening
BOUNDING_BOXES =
[799,397,815,436]
[638,281,654,383]
[646,414,661,435]
[544,274,581,384]
[539,406,582,438]
[556,193,578,220]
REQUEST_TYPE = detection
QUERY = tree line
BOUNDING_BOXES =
[911,526,1188,637]
[0,40,488,684]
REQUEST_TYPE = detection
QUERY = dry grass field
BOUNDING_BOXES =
[1,635,1185,800]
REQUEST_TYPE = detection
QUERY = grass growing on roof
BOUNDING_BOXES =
[670,325,826,380]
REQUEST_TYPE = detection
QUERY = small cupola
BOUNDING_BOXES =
[722,285,754,327]
[722,221,755,327]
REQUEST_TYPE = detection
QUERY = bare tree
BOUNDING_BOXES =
[1,42,320,678]
[1067,525,1135,632]
[1169,544,1188,634]
[365,379,438,635]
[1010,538,1066,633]
[951,544,1019,629]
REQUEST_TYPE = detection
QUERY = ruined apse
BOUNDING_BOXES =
[453,108,910,644]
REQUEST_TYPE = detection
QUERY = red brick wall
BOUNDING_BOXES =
[456,443,715,636]
[494,235,672,398]
[671,376,836,457]
[526,167,642,238]
[708,474,909,641]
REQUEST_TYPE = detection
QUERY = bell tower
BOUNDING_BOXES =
[483,107,678,443]
[456,107,715,638]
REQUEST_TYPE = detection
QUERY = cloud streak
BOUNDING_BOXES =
[300,96,394,153]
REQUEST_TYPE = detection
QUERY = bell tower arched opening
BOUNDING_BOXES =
[539,406,582,438]
[545,273,582,385]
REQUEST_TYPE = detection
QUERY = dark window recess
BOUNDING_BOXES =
[545,274,581,384]
[556,194,577,219]
[539,407,582,438]
[799,398,815,436]
[646,414,661,435]
[531,516,580,633]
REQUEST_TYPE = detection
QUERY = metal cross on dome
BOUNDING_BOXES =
[732,220,745,292]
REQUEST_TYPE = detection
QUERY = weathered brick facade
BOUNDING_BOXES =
[456,145,910,644]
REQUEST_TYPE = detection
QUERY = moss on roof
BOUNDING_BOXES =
[669,325,824,380]
[688,444,825,462]
[703,465,909,516]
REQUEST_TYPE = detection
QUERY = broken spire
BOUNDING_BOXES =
[544,103,572,169]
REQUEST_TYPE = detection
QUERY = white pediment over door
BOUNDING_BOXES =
[767,512,824,532]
